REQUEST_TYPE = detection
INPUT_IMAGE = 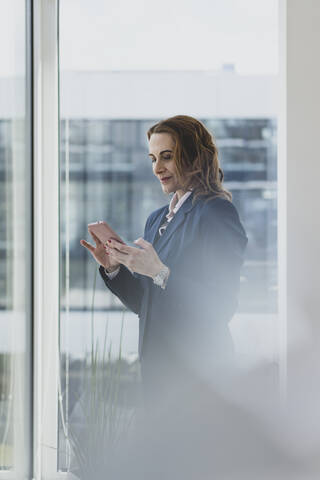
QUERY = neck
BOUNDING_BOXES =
[176,189,186,201]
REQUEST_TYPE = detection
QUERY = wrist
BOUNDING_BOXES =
[152,264,170,289]
[150,262,166,280]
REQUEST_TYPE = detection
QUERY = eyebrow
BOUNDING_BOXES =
[148,149,173,157]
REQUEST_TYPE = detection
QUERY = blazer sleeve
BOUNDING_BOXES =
[98,215,152,315]
[154,198,248,329]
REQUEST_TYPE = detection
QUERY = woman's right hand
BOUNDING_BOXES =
[80,231,121,272]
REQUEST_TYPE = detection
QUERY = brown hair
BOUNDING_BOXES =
[147,115,232,204]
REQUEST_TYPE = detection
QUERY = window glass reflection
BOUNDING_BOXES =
[58,0,278,472]
[0,0,32,473]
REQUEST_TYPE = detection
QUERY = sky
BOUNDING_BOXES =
[0,0,278,77]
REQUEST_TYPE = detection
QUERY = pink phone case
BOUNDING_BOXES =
[88,221,126,246]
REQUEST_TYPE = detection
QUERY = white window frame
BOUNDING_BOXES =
[33,0,62,478]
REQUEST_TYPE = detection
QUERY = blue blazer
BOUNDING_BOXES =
[99,192,248,375]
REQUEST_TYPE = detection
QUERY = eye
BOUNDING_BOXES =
[149,155,172,163]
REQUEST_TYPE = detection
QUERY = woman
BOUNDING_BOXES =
[80,115,248,403]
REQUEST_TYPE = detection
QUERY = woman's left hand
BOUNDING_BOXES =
[105,237,166,279]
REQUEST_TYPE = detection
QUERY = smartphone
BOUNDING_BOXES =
[88,221,126,246]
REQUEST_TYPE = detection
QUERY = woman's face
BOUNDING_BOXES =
[148,133,184,196]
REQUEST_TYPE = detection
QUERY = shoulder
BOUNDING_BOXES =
[195,195,240,222]
[197,196,247,242]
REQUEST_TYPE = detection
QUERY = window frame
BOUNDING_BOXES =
[32,0,64,478]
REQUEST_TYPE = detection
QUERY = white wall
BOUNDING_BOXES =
[278,0,320,393]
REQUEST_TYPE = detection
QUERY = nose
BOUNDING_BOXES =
[153,158,166,175]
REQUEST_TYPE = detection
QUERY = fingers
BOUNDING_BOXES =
[88,230,102,245]
[108,247,128,264]
[107,239,132,254]
[80,239,95,253]
[133,237,152,249]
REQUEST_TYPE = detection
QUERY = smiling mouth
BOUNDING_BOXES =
[160,177,172,183]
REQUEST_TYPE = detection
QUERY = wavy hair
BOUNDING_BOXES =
[147,115,232,204]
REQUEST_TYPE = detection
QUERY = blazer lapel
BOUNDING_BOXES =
[147,205,169,245]
[153,192,197,255]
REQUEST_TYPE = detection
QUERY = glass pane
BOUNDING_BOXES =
[0,0,32,473]
[58,0,278,472]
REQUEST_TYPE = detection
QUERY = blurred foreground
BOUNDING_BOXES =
[67,324,320,480]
